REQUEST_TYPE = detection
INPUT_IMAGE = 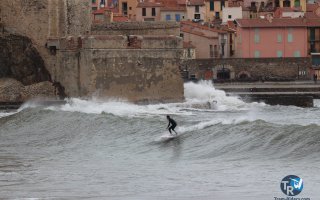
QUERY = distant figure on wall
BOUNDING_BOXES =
[313,74,318,84]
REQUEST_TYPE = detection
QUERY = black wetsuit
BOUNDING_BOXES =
[167,117,177,134]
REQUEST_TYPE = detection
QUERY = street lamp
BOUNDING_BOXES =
[221,37,226,58]
[220,37,226,80]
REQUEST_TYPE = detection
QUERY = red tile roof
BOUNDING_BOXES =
[307,3,320,12]
[307,18,320,27]
[137,2,164,7]
[160,7,186,11]
[305,11,319,19]
[181,21,227,33]
[227,20,237,31]
[113,15,129,22]
[177,0,186,5]
[236,18,316,28]
[181,26,218,39]
[186,0,205,6]
[183,41,196,48]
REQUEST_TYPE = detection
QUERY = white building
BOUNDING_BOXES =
[222,6,242,24]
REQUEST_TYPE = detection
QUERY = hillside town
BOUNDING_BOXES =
[1,0,320,107]
[91,0,320,59]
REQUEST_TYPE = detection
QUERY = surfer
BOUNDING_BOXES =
[166,115,177,135]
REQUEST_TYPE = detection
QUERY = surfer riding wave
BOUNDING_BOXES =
[167,115,177,135]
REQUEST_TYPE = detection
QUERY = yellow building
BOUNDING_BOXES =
[279,0,307,12]
[204,0,228,22]
[118,0,139,20]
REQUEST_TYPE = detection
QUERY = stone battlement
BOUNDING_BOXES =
[91,22,180,36]
[50,35,183,50]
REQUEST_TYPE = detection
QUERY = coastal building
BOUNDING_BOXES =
[273,7,305,18]
[278,0,307,12]
[118,0,138,20]
[204,0,228,22]
[186,0,206,21]
[222,6,242,23]
[181,21,230,58]
[136,1,163,21]
[235,18,309,58]
[160,7,187,21]
[159,0,187,21]
[92,0,107,11]
[306,3,320,54]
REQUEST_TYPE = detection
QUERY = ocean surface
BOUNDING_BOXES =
[0,81,319,200]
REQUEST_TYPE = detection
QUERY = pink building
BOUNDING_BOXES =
[235,18,309,58]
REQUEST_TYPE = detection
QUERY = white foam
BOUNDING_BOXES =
[0,112,16,118]
[183,81,263,111]
[46,98,192,117]
[23,81,264,117]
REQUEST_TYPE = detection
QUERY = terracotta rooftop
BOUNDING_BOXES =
[181,21,228,33]
[177,0,186,5]
[113,15,129,22]
[183,41,196,48]
[137,2,164,7]
[306,3,320,12]
[186,0,205,6]
[307,18,320,26]
[181,26,218,39]
[305,11,319,18]
[236,18,320,28]
[227,20,237,31]
[160,6,186,11]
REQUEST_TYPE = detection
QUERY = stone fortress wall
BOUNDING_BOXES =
[0,0,184,102]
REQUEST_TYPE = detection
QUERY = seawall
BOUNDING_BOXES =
[215,82,318,107]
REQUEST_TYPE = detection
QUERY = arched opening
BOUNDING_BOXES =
[238,71,251,80]
[217,68,230,79]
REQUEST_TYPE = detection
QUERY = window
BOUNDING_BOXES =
[215,12,220,19]
[254,50,260,58]
[238,34,242,44]
[294,0,300,7]
[92,0,96,3]
[288,33,293,42]
[254,28,260,43]
[194,14,200,19]
[166,14,171,21]
[294,50,301,57]
[210,0,214,11]
[175,14,181,21]
[283,0,291,7]
[277,34,282,43]
[254,35,260,43]
[277,51,283,57]
[152,8,156,16]
[129,7,132,10]
[210,45,213,57]
[180,33,184,38]
[195,5,200,13]
[228,15,232,19]
[142,8,146,16]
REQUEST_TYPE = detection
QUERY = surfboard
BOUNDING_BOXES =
[160,133,178,141]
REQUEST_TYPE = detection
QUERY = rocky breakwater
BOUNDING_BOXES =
[0,32,61,109]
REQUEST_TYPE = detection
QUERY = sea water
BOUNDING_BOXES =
[0,81,319,199]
